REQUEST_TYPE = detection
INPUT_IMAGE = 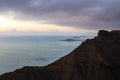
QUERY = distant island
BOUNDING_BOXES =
[73,36,81,38]
[0,30,120,80]
[60,36,93,42]
[60,38,82,42]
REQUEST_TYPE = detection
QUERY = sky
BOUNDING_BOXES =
[0,0,119,35]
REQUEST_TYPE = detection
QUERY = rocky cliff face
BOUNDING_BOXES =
[0,30,120,80]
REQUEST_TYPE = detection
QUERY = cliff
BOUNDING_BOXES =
[0,30,120,80]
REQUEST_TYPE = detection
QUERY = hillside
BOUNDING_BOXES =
[0,30,120,80]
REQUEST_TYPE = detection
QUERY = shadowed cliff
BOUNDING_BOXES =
[0,30,120,80]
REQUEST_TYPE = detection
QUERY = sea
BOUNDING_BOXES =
[0,35,93,75]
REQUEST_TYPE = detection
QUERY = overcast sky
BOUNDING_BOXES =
[0,0,119,35]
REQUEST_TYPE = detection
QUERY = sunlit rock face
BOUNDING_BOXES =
[0,30,120,80]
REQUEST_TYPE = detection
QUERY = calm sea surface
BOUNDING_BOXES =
[0,36,92,75]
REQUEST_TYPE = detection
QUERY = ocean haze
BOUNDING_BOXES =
[0,36,93,75]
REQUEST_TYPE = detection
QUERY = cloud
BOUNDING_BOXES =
[0,0,120,30]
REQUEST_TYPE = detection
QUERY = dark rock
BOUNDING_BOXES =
[0,30,120,80]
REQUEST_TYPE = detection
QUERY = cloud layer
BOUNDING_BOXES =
[0,0,120,30]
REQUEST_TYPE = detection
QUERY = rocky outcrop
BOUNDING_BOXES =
[0,30,120,80]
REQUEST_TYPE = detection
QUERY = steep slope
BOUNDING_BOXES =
[0,30,120,80]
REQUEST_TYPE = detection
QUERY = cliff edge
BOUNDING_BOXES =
[0,30,120,80]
